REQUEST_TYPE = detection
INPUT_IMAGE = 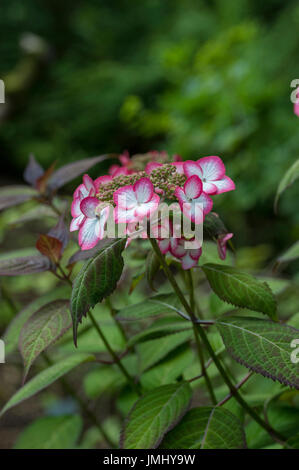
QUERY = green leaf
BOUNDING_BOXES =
[160,407,246,449]
[246,402,299,448]
[137,330,192,372]
[19,299,72,381]
[71,238,126,345]
[84,366,125,399]
[14,415,82,449]
[274,159,299,212]
[277,241,299,264]
[116,293,182,321]
[145,251,161,291]
[141,347,194,390]
[0,353,94,417]
[127,318,192,347]
[120,382,192,449]
[2,286,70,355]
[216,316,299,389]
[202,263,277,320]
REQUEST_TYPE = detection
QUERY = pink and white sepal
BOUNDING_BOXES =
[170,237,202,270]
[175,175,213,224]
[217,233,233,260]
[78,197,110,250]
[184,156,235,195]
[70,174,97,232]
[113,177,160,224]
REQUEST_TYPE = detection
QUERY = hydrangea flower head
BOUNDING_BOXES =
[113,177,160,223]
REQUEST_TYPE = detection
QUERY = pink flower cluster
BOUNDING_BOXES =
[70,152,235,269]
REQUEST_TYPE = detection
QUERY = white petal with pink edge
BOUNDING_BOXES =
[213,176,235,194]
[79,217,100,250]
[145,162,162,174]
[94,175,112,190]
[158,239,171,254]
[70,214,85,232]
[181,253,199,270]
[174,187,189,205]
[80,197,99,218]
[197,156,225,181]
[113,185,137,209]
[184,175,202,199]
[202,181,218,194]
[114,206,138,224]
[183,161,203,179]
[195,192,213,215]
[83,174,95,192]
[94,207,110,240]
[134,178,154,203]
[71,195,83,218]
[171,162,185,175]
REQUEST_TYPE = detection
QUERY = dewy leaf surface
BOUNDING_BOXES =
[216,316,299,389]
[121,382,192,449]
[202,263,277,320]
[71,238,126,345]
[160,406,246,449]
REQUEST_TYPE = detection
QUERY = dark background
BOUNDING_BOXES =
[1,0,299,251]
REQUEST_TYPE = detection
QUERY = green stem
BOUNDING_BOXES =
[88,310,141,397]
[42,353,115,448]
[54,265,142,397]
[217,372,253,406]
[148,236,286,443]
[106,297,127,343]
[186,270,216,405]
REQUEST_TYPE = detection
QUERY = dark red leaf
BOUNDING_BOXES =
[36,162,57,193]
[48,216,69,252]
[36,234,63,263]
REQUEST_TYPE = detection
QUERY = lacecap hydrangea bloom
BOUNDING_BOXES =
[70,151,235,269]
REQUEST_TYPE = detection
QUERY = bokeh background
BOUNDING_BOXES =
[1,0,299,248]
[1,0,299,448]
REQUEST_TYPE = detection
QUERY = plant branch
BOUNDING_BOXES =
[51,264,142,397]
[216,372,253,406]
[147,236,286,443]
[185,270,216,404]
[88,310,141,397]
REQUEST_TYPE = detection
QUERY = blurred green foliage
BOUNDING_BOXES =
[1,0,299,249]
